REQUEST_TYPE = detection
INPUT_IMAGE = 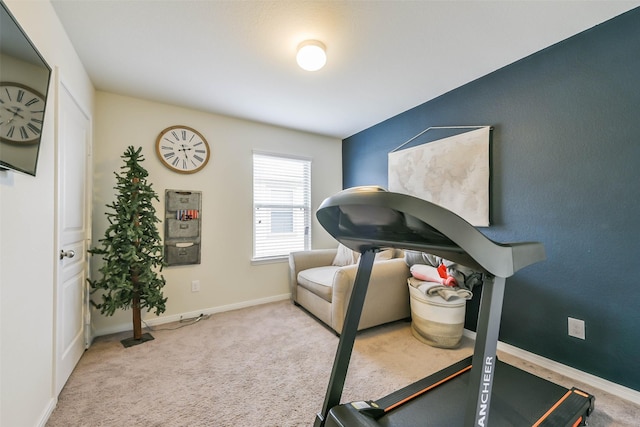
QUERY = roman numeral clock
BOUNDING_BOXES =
[0,82,46,144]
[156,125,211,174]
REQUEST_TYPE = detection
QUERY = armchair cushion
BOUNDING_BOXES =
[332,244,358,266]
[332,244,395,267]
[297,266,339,302]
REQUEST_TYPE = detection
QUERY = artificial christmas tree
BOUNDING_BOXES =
[88,146,167,347]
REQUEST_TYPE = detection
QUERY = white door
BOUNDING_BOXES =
[55,80,91,395]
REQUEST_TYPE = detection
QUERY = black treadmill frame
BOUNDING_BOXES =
[311,187,589,427]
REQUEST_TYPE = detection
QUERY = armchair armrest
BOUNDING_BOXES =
[289,248,337,301]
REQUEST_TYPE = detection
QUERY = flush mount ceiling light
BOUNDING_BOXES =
[296,40,327,71]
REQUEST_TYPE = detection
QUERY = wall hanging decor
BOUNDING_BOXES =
[164,189,202,266]
[155,125,211,174]
[388,126,492,227]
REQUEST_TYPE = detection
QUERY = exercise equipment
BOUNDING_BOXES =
[313,186,594,427]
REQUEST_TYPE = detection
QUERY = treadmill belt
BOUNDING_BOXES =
[327,359,593,427]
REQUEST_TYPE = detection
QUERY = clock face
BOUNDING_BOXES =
[156,125,211,174]
[0,82,46,144]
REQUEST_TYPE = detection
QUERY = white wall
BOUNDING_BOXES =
[0,3,340,424]
[91,92,342,335]
[0,1,94,426]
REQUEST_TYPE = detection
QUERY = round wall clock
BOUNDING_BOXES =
[0,82,46,145]
[155,125,211,174]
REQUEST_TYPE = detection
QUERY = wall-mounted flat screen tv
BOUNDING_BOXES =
[0,0,52,176]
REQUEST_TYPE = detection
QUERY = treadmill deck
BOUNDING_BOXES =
[326,357,594,427]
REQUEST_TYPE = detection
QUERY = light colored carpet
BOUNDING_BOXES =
[46,300,638,426]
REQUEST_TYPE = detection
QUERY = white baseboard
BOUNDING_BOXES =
[91,293,291,337]
[462,329,640,405]
[143,293,290,326]
[37,397,57,427]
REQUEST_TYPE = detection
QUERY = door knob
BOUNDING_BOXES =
[59,249,75,260]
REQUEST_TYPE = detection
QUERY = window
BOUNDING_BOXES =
[253,152,311,260]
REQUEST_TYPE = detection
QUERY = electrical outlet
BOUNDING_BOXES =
[568,317,585,340]
[191,280,200,292]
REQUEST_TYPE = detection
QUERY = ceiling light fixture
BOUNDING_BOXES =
[296,40,327,71]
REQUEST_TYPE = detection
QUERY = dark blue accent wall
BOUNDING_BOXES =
[342,8,640,391]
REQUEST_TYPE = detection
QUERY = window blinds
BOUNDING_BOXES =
[253,153,311,260]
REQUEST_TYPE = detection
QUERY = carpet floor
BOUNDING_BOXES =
[46,300,638,426]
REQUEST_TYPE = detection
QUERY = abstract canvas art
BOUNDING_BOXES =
[388,126,490,226]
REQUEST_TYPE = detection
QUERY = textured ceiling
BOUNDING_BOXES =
[50,1,640,138]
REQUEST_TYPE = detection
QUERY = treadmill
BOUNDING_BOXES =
[313,186,594,427]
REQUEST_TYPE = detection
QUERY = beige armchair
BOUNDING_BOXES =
[288,247,411,334]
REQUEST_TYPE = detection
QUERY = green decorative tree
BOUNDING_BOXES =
[88,146,167,347]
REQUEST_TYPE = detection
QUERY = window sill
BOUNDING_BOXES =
[250,256,289,266]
